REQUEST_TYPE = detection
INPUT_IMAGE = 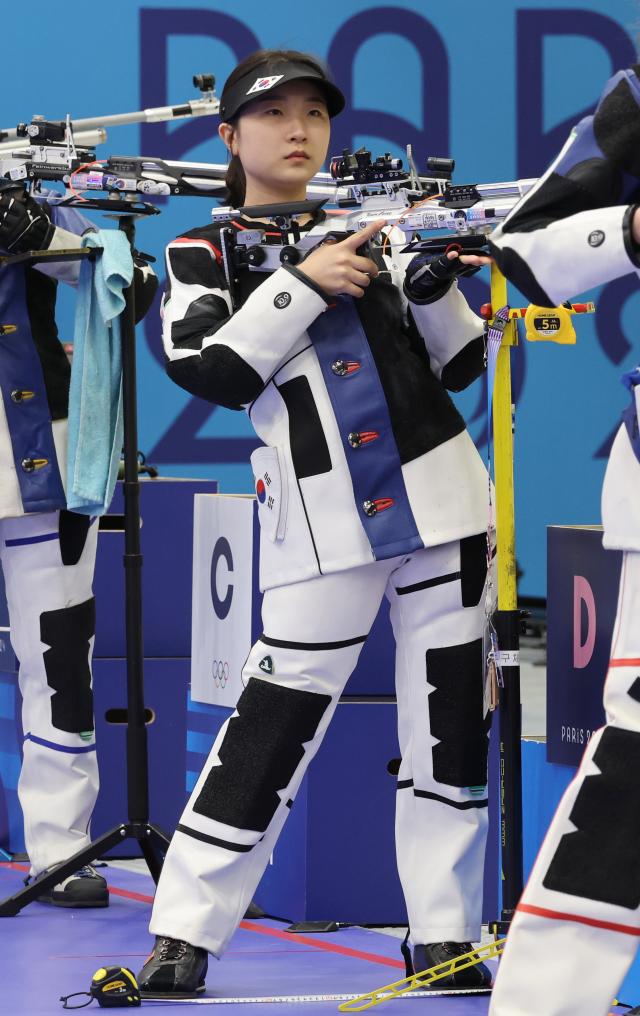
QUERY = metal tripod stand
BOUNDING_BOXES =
[0,212,170,916]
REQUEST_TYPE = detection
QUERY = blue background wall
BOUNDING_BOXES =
[5,0,640,596]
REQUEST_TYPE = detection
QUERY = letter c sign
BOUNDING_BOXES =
[211,537,234,620]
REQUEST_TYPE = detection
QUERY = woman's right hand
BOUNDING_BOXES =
[298,219,385,298]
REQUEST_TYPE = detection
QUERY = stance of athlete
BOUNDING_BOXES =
[0,183,156,906]
[489,65,640,1016]
[139,49,493,997]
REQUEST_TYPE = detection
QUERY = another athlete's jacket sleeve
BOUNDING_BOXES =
[161,232,330,409]
[489,66,640,306]
[386,226,486,391]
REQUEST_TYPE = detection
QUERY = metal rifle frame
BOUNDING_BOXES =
[0,210,171,917]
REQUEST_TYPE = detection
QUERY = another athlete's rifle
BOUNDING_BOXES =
[0,73,219,151]
[0,74,228,204]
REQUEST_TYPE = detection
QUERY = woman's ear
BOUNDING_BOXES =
[218,122,238,156]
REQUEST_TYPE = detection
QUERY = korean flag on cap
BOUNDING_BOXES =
[247,74,284,95]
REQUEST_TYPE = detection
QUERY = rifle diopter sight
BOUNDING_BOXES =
[328,146,456,202]
[330,147,404,184]
[15,118,69,144]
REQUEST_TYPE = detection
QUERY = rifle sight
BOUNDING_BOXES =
[329,147,404,184]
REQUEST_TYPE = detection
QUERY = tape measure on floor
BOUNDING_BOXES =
[141,988,492,1004]
[60,966,141,1008]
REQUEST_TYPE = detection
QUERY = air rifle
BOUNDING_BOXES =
[208,146,536,297]
[0,73,218,152]
[0,75,228,209]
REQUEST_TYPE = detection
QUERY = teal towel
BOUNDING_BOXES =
[66,230,133,515]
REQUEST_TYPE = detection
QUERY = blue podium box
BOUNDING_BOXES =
[0,657,191,859]
[90,657,190,855]
[0,670,23,856]
[94,478,217,659]
[547,525,622,765]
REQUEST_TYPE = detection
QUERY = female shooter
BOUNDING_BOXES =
[139,48,493,998]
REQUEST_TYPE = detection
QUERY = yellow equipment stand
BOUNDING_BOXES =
[489,263,523,932]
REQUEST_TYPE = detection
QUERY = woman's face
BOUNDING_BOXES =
[219,79,331,203]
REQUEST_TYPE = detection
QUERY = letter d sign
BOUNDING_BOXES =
[573,575,596,669]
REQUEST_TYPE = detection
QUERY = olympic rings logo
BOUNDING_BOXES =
[211,659,230,688]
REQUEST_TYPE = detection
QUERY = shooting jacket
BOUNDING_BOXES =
[489,65,640,552]
[162,213,489,589]
[0,202,90,519]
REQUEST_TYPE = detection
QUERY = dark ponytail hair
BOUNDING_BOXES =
[224,153,246,210]
[220,48,332,208]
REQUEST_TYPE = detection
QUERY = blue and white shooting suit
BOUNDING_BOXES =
[0,201,99,876]
[489,66,640,1016]
[152,211,492,955]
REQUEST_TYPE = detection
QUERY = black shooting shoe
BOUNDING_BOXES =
[137,937,208,998]
[408,941,492,989]
[34,864,109,908]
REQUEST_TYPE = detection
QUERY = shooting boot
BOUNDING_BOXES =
[34,864,109,908]
[137,937,208,998]
[409,941,492,989]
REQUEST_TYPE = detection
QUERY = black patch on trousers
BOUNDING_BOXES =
[40,597,96,733]
[426,639,488,788]
[193,677,331,831]
[58,511,92,566]
[277,376,332,479]
[628,678,640,704]
[460,533,488,608]
[543,726,640,909]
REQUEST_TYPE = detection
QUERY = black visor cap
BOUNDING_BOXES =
[219,60,345,122]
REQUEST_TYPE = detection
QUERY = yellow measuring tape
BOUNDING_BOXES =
[338,938,506,1012]
[481,300,595,345]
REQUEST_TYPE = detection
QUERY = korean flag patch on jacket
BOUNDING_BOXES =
[250,446,288,542]
[247,75,284,95]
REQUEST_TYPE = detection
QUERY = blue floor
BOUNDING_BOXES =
[0,862,630,1015]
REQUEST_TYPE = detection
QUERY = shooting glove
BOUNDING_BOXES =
[0,187,54,253]
[404,250,482,305]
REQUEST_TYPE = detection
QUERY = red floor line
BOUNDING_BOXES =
[1,863,404,970]
[109,885,155,903]
[239,919,404,969]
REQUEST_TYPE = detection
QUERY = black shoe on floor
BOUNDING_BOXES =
[137,937,208,998]
[410,941,492,989]
[34,864,109,908]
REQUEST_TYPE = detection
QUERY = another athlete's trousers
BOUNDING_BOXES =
[490,551,640,1016]
[0,510,98,876]
[151,536,491,956]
